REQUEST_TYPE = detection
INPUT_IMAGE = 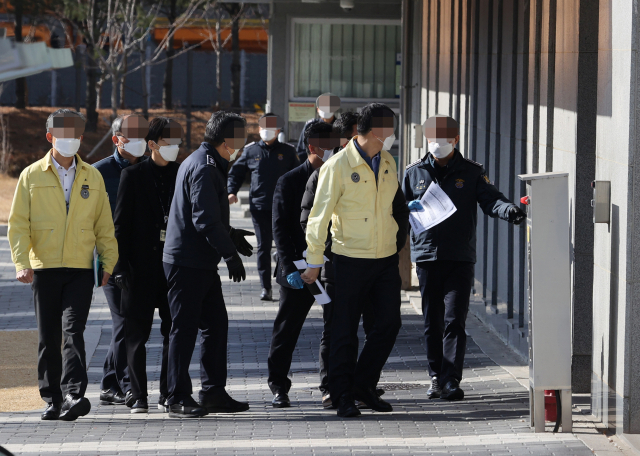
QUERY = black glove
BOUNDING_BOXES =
[509,206,527,225]
[225,253,246,283]
[229,227,254,257]
[114,271,131,292]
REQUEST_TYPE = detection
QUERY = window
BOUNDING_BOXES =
[292,20,401,100]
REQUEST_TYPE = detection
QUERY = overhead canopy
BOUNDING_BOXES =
[0,39,74,83]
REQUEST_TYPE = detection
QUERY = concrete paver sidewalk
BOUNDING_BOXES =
[0,217,633,455]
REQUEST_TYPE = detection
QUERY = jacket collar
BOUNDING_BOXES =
[201,141,229,173]
[345,136,393,170]
[42,149,87,173]
[113,149,132,169]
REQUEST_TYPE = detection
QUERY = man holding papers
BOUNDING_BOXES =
[267,121,337,409]
[402,114,526,402]
[302,103,409,418]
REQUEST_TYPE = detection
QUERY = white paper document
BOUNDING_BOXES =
[293,259,331,305]
[409,182,457,235]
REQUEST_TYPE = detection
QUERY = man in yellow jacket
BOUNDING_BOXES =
[8,109,118,422]
[302,103,409,418]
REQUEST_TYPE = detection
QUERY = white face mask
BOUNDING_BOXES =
[259,129,277,142]
[375,133,396,151]
[318,109,334,120]
[158,144,179,162]
[53,137,81,157]
[428,138,455,159]
[122,138,146,157]
[321,148,333,162]
[226,144,241,161]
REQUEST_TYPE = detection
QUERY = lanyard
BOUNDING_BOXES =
[152,177,173,225]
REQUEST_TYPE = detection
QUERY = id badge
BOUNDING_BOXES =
[160,230,166,242]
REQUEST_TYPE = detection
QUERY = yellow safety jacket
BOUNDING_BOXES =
[305,138,399,265]
[8,150,118,274]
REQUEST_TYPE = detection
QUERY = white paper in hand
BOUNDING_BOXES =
[409,182,457,235]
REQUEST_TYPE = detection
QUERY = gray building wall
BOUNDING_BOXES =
[0,46,267,110]
[406,0,640,434]
[266,0,402,142]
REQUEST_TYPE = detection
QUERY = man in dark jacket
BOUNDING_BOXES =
[227,113,299,301]
[267,121,338,409]
[162,111,254,418]
[402,114,526,401]
[113,117,181,413]
[93,113,148,406]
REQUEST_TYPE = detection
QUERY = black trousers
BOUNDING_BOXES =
[124,277,172,401]
[330,254,402,400]
[416,260,474,383]
[101,277,130,393]
[267,286,317,394]
[32,268,94,404]
[163,262,228,405]
[250,209,273,290]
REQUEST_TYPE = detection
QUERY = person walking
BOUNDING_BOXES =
[402,114,526,401]
[8,109,118,421]
[302,103,409,418]
[93,113,148,406]
[227,113,299,301]
[268,121,337,408]
[112,117,182,413]
[162,111,254,418]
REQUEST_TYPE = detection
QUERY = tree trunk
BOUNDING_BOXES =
[96,76,104,110]
[74,39,82,112]
[14,2,27,109]
[162,0,178,110]
[111,73,118,119]
[230,16,241,112]
[215,21,221,109]
[140,44,149,119]
[85,46,99,132]
[119,55,126,110]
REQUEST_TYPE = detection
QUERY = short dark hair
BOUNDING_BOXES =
[334,112,359,138]
[204,111,246,147]
[357,103,396,135]
[305,120,334,142]
[46,108,86,132]
[146,117,171,145]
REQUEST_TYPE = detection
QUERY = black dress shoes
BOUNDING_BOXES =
[168,397,208,418]
[130,399,149,414]
[272,393,290,408]
[260,288,272,301]
[427,377,442,399]
[59,394,91,421]
[41,403,61,420]
[99,388,125,405]
[124,390,135,408]
[353,386,393,412]
[440,379,464,401]
[200,389,249,413]
[158,395,169,412]
[336,393,361,418]
[322,393,335,409]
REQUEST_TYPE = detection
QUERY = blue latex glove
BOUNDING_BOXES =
[286,271,305,289]
[408,200,424,212]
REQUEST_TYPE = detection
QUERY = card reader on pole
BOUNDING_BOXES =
[518,172,572,433]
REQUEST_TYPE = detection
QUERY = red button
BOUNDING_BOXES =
[520,196,530,205]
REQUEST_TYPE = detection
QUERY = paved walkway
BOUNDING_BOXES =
[0,216,634,455]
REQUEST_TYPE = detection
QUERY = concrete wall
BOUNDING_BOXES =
[590,0,640,434]
[408,0,598,396]
[267,0,402,141]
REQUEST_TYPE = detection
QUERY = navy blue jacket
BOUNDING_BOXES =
[163,142,237,270]
[227,139,299,212]
[272,159,316,289]
[402,150,516,264]
[93,150,147,215]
